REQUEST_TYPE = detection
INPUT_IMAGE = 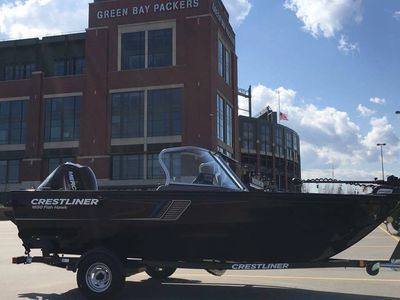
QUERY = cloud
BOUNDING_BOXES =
[370,97,386,105]
[338,35,360,55]
[0,0,251,40]
[357,104,375,117]
[239,84,400,180]
[222,0,252,27]
[361,117,400,163]
[0,0,88,40]
[284,0,363,38]
[394,11,400,21]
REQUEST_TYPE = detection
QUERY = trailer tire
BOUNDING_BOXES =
[366,263,380,276]
[146,266,176,279]
[77,252,125,300]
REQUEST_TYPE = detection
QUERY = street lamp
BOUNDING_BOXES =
[396,111,400,115]
[377,143,386,181]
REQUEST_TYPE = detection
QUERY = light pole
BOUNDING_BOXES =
[377,143,386,181]
[396,111,400,115]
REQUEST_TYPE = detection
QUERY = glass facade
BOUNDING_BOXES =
[3,63,36,80]
[44,96,81,142]
[112,91,144,138]
[53,58,85,76]
[0,160,19,184]
[121,28,173,70]
[112,154,144,180]
[0,100,27,145]
[147,88,182,137]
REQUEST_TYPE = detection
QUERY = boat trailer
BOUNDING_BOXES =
[12,239,400,277]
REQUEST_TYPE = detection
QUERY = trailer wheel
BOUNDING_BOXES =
[146,266,176,279]
[77,252,125,299]
[366,263,380,276]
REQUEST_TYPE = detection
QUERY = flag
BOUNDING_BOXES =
[279,112,288,121]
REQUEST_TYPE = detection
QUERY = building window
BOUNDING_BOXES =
[0,100,27,145]
[0,160,19,184]
[216,94,233,147]
[112,91,144,138]
[147,153,164,179]
[25,63,36,79]
[3,63,36,80]
[48,157,74,174]
[217,39,231,85]
[260,124,272,153]
[73,58,85,75]
[148,29,172,68]
[217,95,224,142]
[120,23,175,71]
[147,88,182,137]
[242,121,255,151]
[112,154,144,180]
[44,96,80,142]
[121,31,146,70]
[53,59,66,76]
[218,40,224,77]
[4,64,13,81]
[225,49,231,86]
[274,127,284,158]
[226,104,233,147]
[15,65,24,80]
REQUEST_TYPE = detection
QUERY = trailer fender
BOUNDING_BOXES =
[72,248,125,273]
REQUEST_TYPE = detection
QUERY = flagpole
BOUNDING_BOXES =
[278,90,281,124]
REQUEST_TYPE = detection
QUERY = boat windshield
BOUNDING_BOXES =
[159,147,246,191]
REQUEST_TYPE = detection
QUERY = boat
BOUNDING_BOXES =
[3,146,400,299]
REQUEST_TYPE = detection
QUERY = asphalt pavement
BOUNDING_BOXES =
[1,221,400,300]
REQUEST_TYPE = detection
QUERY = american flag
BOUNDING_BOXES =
[280,112,288,121]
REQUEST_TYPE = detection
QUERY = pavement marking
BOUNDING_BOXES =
[177,273,400,283]
[378,226,400,242]
[352,246,393,248]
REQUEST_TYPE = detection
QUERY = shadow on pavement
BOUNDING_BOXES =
[18,277,399,300]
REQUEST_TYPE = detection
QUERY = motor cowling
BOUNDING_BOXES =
[37,162,98,191]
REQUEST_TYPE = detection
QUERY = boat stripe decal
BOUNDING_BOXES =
[378,225,400,242]
[164,274,400,283]
[15,218,182,222]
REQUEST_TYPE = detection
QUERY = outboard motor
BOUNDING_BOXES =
[37,162,98,191]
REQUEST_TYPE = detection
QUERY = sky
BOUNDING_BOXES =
[0,0,399,181]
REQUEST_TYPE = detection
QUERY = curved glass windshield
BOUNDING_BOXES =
[159,147,246,191]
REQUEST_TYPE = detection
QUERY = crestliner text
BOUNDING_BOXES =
[31,199,100,206]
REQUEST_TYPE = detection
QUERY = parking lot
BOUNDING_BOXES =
[1,220,400,300]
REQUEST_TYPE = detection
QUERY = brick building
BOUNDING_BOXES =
[0,0,239,190]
